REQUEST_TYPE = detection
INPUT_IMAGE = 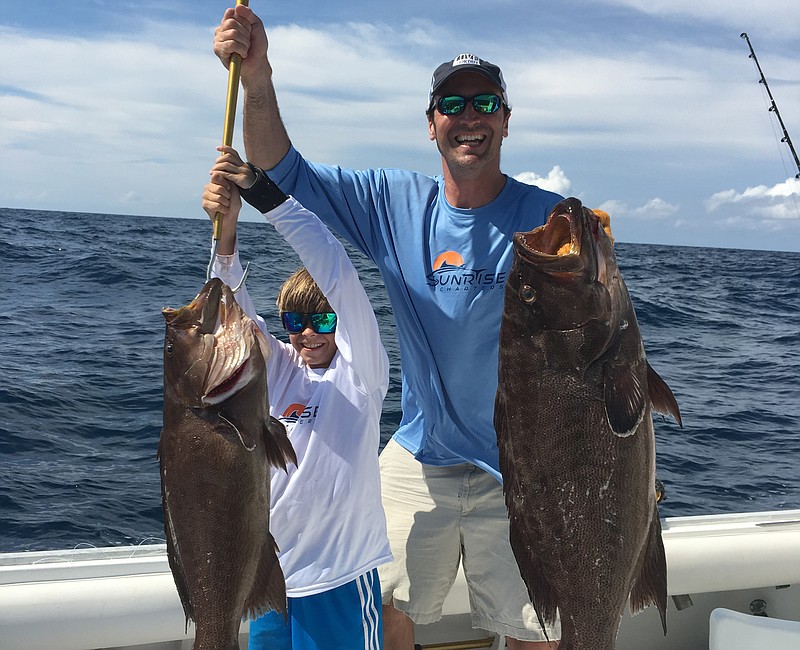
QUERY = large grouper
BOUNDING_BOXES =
[159,277,296,650]
[494,198,682,649]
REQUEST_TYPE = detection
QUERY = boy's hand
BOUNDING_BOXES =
[202,175,241,221]
[203,145,256,255]
[202,174,241,255]
[211,146,257,189]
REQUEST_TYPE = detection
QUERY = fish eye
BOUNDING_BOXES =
[520,285,537,303]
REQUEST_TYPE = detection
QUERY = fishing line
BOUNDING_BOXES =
[740,33,800,222]
[755,72,800,222]
[757,77,794,180]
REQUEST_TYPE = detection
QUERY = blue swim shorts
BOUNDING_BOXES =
[248,568,383,649]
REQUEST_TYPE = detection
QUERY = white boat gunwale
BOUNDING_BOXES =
[1,509,798,650]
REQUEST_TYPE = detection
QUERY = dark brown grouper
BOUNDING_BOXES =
[494,197,682,650]
[159,277,296,650]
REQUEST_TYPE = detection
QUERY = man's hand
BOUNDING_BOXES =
[213,5,271,87]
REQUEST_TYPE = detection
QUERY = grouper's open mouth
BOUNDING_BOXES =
[513,197,615,272]
[516,212,579,259]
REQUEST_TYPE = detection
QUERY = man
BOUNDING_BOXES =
[214,6,563,649]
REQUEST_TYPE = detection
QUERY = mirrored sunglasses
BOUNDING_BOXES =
[436,94,503,116]
[281,311,338,334]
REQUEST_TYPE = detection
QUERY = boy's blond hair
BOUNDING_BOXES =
[276,267,332,313]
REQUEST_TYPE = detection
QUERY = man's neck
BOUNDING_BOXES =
[442,166,507,209]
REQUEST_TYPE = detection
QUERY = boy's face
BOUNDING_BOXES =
[289,328,337,368]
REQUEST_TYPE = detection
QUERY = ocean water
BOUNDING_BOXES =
[1,207,798,553]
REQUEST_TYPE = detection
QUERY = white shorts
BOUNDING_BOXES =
[377,439,561,642]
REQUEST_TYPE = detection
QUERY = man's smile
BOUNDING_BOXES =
[455,133,486,146]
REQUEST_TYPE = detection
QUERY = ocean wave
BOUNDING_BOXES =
[1,209,797,552]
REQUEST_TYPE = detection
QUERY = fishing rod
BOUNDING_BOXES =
[208,0,250,288]
[740,32,800,179]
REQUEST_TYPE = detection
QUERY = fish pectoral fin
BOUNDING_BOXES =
[603,361,647,436]
[243,531,288,621]
[647,363,683,427]
[628,504,668,635]
[263,416,297,471]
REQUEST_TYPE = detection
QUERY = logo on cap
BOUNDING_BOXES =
[428,53,510,108]
[452,53,482,68]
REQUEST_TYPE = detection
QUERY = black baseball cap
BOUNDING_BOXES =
[428,53,509,108]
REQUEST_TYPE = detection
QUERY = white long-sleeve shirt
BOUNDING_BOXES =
[213,197,392,597]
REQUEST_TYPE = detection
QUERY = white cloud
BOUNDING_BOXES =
[503,39,800,164]
[514,166,572,195]
[637,198,681,218]
[602,0,800,39]
[0,10,797,251]
[596,199,629,217]
[705,178,800,228]
[0,24,223,215]
[707,178,800,210]
[597,197,680,220]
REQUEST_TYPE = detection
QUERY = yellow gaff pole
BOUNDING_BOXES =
[207,0,250,282]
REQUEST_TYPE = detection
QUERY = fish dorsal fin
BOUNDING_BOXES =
[263,416,297,471]
[629,503,668,634]
[603,361,647,436]
[243,530,288,620]
[647,363,683,427]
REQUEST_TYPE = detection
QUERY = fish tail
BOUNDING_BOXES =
[243,531,288,620]
[629,505,668,634]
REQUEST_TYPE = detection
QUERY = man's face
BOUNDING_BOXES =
[428,71,510,175]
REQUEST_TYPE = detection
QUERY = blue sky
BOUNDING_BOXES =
[2,0,799,251]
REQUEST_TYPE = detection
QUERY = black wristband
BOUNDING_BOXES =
[239,163,289,213]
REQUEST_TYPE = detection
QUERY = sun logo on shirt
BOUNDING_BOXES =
[281,403,307,423]
[279,403,319,425]
[433,251,464,270]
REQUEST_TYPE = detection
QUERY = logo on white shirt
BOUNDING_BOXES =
[280,403,319,425]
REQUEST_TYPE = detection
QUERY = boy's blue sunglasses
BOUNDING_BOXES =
[281,311,337,334]
[435,94,503,116]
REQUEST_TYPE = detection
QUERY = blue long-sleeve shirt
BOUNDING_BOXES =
[269,146,563,481]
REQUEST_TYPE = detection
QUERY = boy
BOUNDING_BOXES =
[202,145,391,649]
